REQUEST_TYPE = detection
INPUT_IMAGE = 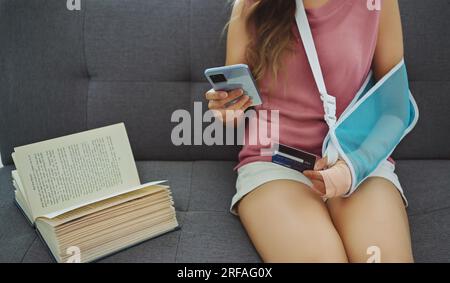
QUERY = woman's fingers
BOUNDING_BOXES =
[208,89,244,109]
[241,99,253,111]
[303,170,326,196]
[314,156,329,170]
[303,170,323,181]
[205,88,252,123]
[221,89,245,105]
[205,89,228,101]
[226,94,251,110]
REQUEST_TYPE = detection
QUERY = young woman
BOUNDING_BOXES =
[205,0,414,263]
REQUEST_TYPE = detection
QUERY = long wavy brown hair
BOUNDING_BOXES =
[240,0,297,81]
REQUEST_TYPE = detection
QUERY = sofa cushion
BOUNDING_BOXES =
[395,160,450,216]
[2,160,449,262]
[175,211,260,263]
[393,82,450,160]
[188,161,238,212]
[0,0,237,165]
[1,0,450,165]
[409,208,450,263]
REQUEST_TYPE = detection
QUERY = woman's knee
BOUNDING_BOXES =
[327,177,413,263]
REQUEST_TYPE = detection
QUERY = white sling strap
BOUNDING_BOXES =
[295,0,336,127]
[295,0,339,164]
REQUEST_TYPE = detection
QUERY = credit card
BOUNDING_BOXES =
[271,143,318,172]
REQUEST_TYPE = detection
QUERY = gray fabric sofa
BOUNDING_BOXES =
[0,0,449,263]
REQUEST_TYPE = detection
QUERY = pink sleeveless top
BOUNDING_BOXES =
[235,0,393,170]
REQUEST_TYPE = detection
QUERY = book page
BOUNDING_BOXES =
[13,123,141,220]
[12,170,28,203]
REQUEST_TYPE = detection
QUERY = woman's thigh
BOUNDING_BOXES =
[327,177,414,263]
[236,179,348,263]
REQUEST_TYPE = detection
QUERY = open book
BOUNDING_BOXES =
[11,123,178,263]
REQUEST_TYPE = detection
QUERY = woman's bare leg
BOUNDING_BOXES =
[236,179,348,262]
[327,177,414,263]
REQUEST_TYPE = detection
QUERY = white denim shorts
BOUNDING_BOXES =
[230,160,407,216]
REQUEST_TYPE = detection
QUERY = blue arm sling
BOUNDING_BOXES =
[295,0,419,195]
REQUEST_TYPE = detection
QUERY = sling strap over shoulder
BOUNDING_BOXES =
[295,0,339,165]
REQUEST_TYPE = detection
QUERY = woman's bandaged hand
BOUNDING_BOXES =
[303,157,352,198]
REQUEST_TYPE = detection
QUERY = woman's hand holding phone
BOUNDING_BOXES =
[204,64,262,124]
[205,88,253,125]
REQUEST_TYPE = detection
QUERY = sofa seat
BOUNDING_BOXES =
[0,160,449,263]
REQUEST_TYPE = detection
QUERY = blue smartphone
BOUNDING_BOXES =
[204,64,262,107]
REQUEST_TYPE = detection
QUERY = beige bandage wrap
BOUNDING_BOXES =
[318,159,352,198]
